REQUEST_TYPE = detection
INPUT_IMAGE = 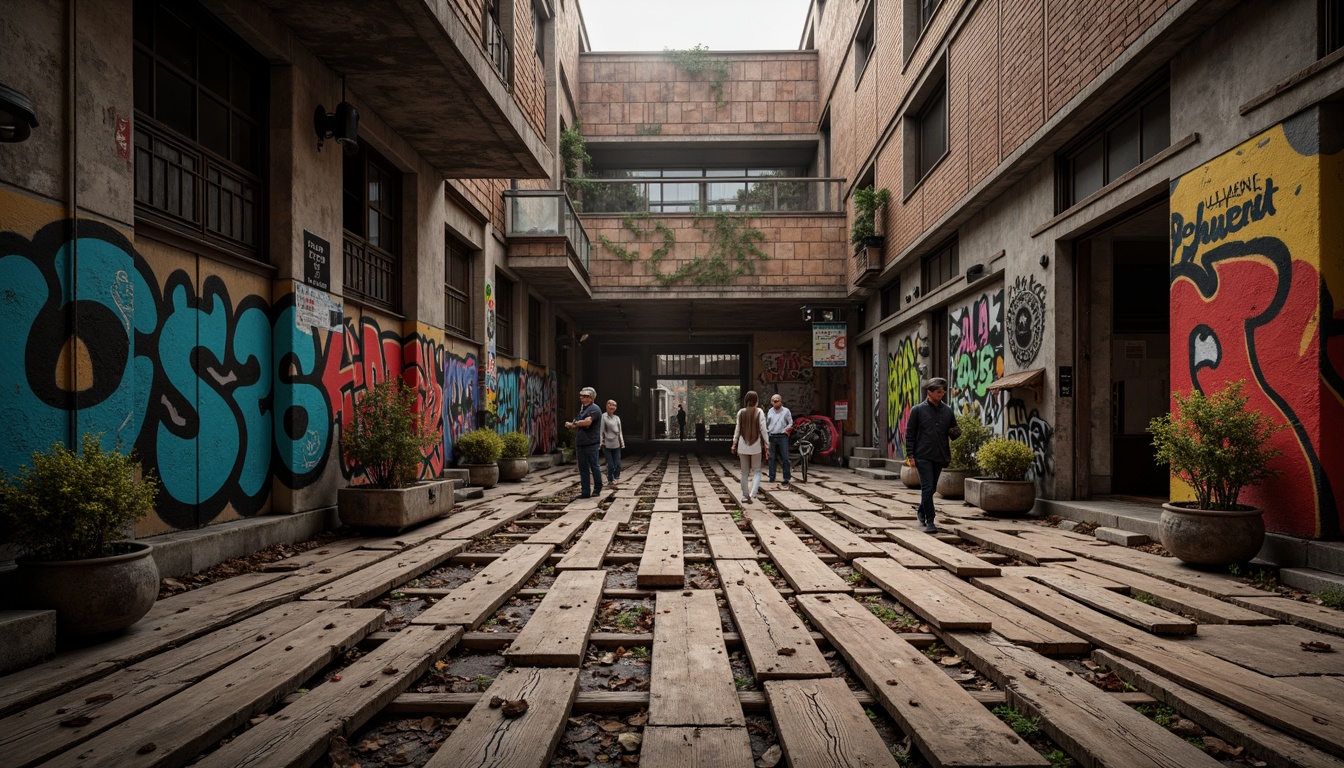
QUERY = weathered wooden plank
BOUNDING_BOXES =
[829,502,903,530]
[0,601,344,767]
[1040,538,1267,598]
[444,501,540,541]
[47,610,384,768]
[852,558,993,631]
[873,540,941,569]
[792,484,848,504]
[191,624,463,768]
[639,727,755,767]
[300,538,470,606]
[503,570,605,666]
[748,509,852,593]
[716,559,830,680]
[602,498,638,528]
[791,511,887,559]
[974,574,1344,757]
[1025,570,1197,635]
[649,590,744,727]
[413,544,554,629]
[1094,650,1344,768]
[525,507,595,546]
[638,512,685,587]
[1033,563,1131,592]
[1186,624,1344,676]
[1229,595,1344,635]
[796,594,1047,768]
[947,525,1076,565]
[924,570,1091,655]
[555,520,619,570]
[946,632,1218,768]
[1061,558,1276,625]
[886,529,1001,577]
[355,505,475,550]
[425,667,579,768]
[761,488,824,511]
[764,677,900,768]
[701,514,757,559]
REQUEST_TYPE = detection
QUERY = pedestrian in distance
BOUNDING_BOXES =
[676,403,687,440]
[601,399,625,488]
[765,393,794,485]
[566,387,603,498]
[904,377,961,533]
[731,390,770,503]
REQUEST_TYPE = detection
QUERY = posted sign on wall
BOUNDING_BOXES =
[812,322,847,367]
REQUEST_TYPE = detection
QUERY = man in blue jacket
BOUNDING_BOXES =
[904,377,961,533]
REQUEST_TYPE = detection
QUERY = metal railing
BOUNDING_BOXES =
[503,190,592,272]
[565,177,845,214]
[486,14,510,79]
[344,234,401,312]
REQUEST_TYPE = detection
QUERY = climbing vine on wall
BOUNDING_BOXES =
[667,44,730,108]
[596,213,675,265]
[560,123,599,209]
[597,210,768,287]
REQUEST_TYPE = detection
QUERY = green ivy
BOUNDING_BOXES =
[596,209,768,287]
[667,44,730,107]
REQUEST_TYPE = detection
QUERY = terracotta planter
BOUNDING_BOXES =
[338,479,455,531]
[1159,502,1265,566]
[965,477,1036,516]
[498,457,529,482]
[463,462,501,489]
[936,468,973,499]
[900,463,921,488]
[15,542,159,637]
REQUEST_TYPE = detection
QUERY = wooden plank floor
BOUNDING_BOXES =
[7,452,1342,768]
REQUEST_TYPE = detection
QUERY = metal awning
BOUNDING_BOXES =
[987,368,1046,396]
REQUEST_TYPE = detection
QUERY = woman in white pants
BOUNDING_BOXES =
[731,390,770,502]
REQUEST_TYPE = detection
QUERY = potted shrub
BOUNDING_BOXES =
[457,427,504,489]
[1147,380,1283,566]
[850,185,892,251]
[0,434,160,636]
[499,431,531,482]
[936,410,991,499]
[339,378,453,531]
[966,437,1037,515]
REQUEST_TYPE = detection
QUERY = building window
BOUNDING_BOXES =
[881,279,901,318]
[532,1,546,59]
[555,317,570,374]
[853,1,875,86]
[495,275,515,357]
[485,0,511,80]
[343,144,401,312]
[1057,84,1170,210]
[904,0,944,58]
[1323,0,1343,55]
[915,80,947,182]
[445,238,472,337]
[132,0,266,259]
[527,295,543,362]
[920,238,959,294]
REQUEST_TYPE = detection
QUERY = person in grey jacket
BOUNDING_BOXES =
[904,377,961,533]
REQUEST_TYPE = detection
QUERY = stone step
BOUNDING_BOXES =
[852,467,900,481]
[848,457,885,469]
[441,468,471,484]
[851,447,881,459]
[0,610,56,675]
[1280,567,1344,595]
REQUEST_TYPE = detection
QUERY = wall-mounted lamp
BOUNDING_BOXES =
[912,285,922,299]
[557,333,590,347]
[965,263,985,282]
[801,305,813,322]
[314,101,359,153]
[904,293,912,305]
[1039,253,1050,268]
[0,82,39,143]
[918,344,930,358]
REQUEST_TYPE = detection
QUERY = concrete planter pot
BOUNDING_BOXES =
[1159,502,1265,567]
[498,457,529,482]
[15,541,159,637]
[900,463,921,488]
[965,477,1036,516]
[463,462,501,489]
[338,479,455,531]
[936,468,973,499]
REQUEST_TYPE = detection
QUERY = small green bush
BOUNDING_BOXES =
[457,428,504,465]
[500,431,531,460]
[850,185,892,247]
[949,410,993,470]
[342,378,437,488]
[977,437,1035,480]
[0,434,159,561]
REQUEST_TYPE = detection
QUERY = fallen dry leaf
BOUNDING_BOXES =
[1301,641,1333,653]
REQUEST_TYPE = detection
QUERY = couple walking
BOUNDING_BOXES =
[566,387,625,498]
[731,391,793,503]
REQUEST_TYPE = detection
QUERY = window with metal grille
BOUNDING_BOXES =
[343,144,401,312]
[654,354,741,376]
[445,238,472,337]
[495,275,515,357]
[1324,0,1343,55]
[132,0,266,259]
[527,295,543,362]
[1056,81,1170,211]
[920,238,959,294]
[486,0,511,80]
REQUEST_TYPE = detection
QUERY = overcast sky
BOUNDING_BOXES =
[578,0,813,51]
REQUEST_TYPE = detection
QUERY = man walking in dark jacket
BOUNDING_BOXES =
[904,377,961,533]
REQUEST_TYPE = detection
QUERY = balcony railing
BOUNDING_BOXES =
[566,177,845,215]
[486,15,510,79]
[504,190,591,272]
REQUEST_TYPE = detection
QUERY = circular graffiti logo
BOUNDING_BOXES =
[1007,275,1046,366]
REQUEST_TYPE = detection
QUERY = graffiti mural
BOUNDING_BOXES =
[756,332,816,412]
[495,359,558,454]
[1169,115,1343,537]
[885,331,924,459]
[484,280,497,416]
[1007,275,1047,367]
[444,352,479,461]
[872,348,881,450]
[1006,397,1054,485]
[948,290,1004,426]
